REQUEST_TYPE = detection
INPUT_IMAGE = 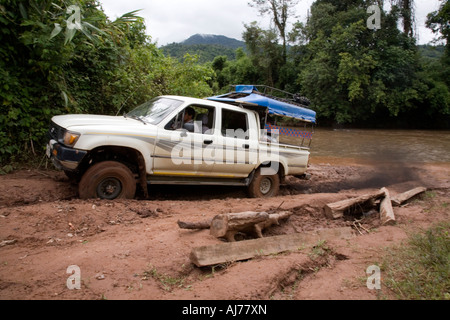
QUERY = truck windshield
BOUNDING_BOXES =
[126,97,183,125]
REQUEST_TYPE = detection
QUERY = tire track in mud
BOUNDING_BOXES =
[162,242,350,300]
[0,170,77,209]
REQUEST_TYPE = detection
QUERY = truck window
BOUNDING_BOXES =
[127,97,183,125]
[165,105,214,135]
[221,109,249,139]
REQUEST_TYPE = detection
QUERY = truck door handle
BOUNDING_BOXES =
[204,140,213,145]
[243,144,250,149]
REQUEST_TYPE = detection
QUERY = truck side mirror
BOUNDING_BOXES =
[180,129,188,137]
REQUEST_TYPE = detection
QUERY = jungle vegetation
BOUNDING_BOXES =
[0,0,449,165]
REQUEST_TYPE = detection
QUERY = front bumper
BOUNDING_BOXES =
[46,139,87,171]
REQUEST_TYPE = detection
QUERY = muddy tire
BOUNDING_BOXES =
[247,168,280,198]
[78,161,136,200]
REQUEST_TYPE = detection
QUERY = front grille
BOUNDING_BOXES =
[48,121,64,141]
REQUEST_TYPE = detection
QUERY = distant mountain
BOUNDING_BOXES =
[181,34,245,49]
[418,44,445,61]
[161,34,246,64]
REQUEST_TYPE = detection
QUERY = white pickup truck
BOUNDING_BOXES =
[46,85,316,199]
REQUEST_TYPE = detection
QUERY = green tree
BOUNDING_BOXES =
[0,0,214,165]
[393,0,415,37]
[427,0,450,47]
[243,22,284,87]
[249,0,299,63]
[212,48,261,91]
[426,0,450,86]
[297,0,446,126]
[0,0,123,162]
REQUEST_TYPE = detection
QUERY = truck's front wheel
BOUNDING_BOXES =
[248,168,280,198]
[78,161,136,200]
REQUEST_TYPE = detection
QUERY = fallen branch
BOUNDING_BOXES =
[356,221,370,234]
[352,221,369,235]
[352,221,363,235]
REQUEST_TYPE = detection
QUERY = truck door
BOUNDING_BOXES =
[153,105,216,177]
[211,108,258,178]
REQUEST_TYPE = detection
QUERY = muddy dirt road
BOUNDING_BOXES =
[0,158,449,300]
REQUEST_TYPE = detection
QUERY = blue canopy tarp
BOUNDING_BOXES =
[207,85,316,124]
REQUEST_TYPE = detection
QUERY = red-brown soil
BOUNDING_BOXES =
[0,158,449,300]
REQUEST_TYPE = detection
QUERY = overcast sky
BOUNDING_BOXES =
[99,0,442,46]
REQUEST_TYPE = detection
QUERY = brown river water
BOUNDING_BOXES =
[283,128,450,163]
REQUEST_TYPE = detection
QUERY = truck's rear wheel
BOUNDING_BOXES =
[248,168,280,198]
[78,161,136,200]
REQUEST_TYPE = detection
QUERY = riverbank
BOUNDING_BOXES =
[0,159,449,300]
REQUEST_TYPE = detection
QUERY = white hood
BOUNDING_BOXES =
[52,114,142,130]
[51,114,159,152]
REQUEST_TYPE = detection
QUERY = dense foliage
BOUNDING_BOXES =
[162,43,241,64]
[161,35,246,64]
[1,0,449,166]
[212,0,450,128]
[0,0,213,165]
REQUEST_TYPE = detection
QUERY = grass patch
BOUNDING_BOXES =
[382,222,450,300]
[141,264,188,292]
[309,239,330,260]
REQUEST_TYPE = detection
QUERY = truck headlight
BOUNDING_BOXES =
[63,131,81,147]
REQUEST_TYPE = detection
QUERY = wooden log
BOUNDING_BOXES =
[380,187,396,225]
[177,219,211,230]
[324,189,386,219]
[253,211,292,238]
[178,211,293,242]
[190,227,355,267]
[391,187,426,206]
[210,211,269,242]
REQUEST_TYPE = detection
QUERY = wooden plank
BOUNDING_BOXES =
[380,187,396,226]
[189,227,354,267]
[391,187,426,206]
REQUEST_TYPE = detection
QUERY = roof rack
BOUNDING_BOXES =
[230,85,311,108]
[207,85,316,123]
